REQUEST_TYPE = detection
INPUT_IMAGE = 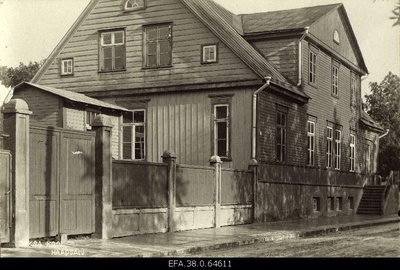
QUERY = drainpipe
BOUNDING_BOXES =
[379,129,389,139]
[252,76,271,160]
[297,27,310,87]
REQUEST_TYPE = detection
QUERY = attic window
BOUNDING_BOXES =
[333,30,340,44]
[124,0,145,11]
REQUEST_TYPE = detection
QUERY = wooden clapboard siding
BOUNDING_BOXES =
[37,0,258,93]
[101,87,254,170]
[310,8,358,66]
[301,39,358,172]
[12,87,62,127]
[250,38,298,83]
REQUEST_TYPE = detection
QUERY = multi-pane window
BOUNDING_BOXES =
[307,121,316,166]
[327,197,334,211]
[276,109,287,162]
[202,44,218,63]
[334,129,342,170]
[332,64,339,96]
[309,50,317,84]
[326,127,333,168]
[350,134,356,172]
[124,0,145,11]
[122,110,146,160]
[100,30,126,72]
[144,24,172,68]
[61,58,73,75]
[214,104,230,158]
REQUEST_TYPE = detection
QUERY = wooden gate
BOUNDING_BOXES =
[0,150,11,243]
[29,126,95,239]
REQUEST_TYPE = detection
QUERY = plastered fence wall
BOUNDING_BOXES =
[111,155,254,238]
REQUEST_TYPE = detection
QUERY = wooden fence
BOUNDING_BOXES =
[111,154,255,238]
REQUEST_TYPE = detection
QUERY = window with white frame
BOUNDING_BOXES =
[333,29,340,44]
[122,110,146,160]
[124,0,145,11]
[334,129,342,170]
[214,104,230,158]
[100,30,126,72]
[332,63,339,96]
[309,50,317,84]
[61,58,73,75]
[202,44,218,63]
[351,73,358,107]
[350,134,356,172]
[276,107,288,162]
[307,120,316,166]
[144,24,172,68]
[326,126,333,168]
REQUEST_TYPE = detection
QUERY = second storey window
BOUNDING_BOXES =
[309,50,317,84]
[144,24,172,68]
[61,58,74,75]
[276,107,287,162]
[332,62,339,96]
[326,127,333,168]
[214,104,230,158]
[100,30,126,72]
[334,129,342,170]
[122,110,146,160]
[350,134,356,172]
[351,73,358,107]
[307,120,316,166]
[202,44,218,63]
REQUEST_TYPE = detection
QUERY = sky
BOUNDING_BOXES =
[0,0,399,95]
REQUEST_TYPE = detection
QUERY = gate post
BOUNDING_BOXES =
[92,115,113,240]
[248,159,258,223]
[162,150,177,232]
[2,99,32,247]
[210,156,222,228]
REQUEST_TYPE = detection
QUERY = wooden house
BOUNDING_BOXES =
[30,0,384,221]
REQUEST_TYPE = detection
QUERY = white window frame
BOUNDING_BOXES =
[202,44,218,63]
[276,109,287,163]
[350,134,356,172]
[326,127,333,168]
[121,109,146,160]
[100,30,126,72]
[213,104,230,158]
[124,0,145,11]
[309,50,317,84]
[61,58,73,75]
[334,129,342,170]
[307,120,316,166]
[333,29,340,44]
[332,64,339,96]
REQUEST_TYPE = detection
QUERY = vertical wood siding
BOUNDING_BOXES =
[12,87,62,127]
[37,0,258,93]
[310,9,358,66]
[103,87,254,169]
[250,38,298,83]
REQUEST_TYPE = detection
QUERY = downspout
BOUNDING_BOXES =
[252,76,271,160]
[297,27,310,87]
[379,129,389,139]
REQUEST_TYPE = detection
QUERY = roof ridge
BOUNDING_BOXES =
[239,3,342,16]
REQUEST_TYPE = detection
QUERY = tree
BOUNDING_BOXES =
[364,72,400,176]
[0,60,44,88]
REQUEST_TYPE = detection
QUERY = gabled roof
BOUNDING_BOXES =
[240,4,341,35]
[15,82,129,112]
[181,0,308,100]
[360,110,384,133]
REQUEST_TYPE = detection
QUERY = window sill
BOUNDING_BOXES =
[142,65,173,70]
[201,61,218,65]
[61,74,74,77]
[331,94,339,99]
[98,69,127,74]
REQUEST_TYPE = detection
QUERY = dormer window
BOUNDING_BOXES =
[333,29,340,44]
[124,0,146,11]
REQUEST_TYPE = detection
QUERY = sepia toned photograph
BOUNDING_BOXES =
[0,0,399,264]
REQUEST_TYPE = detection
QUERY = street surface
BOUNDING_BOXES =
[183,223,400,257]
